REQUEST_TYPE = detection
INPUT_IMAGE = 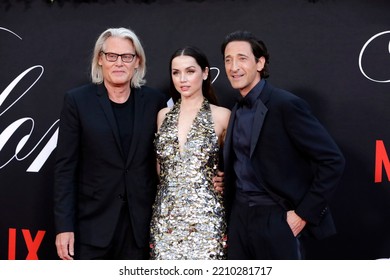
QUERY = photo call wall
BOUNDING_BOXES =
[1,0,389,260]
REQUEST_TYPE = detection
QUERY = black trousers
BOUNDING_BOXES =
[75,203,149,260]
[227,198,303,260]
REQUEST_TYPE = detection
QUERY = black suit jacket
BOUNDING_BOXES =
[223,81,345,240]
[54,83,167,248]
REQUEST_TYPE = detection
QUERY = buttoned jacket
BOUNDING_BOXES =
[54,83,167,247]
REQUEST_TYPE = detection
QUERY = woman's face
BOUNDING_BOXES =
[98,36,139,88]
[171,55,208,99]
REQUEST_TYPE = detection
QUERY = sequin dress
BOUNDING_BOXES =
[150,98,226,260]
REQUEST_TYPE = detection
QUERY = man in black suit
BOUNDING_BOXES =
[54,27,168,259]
[221,30,345,259]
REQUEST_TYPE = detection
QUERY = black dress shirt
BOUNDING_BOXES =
[233,80,276,205]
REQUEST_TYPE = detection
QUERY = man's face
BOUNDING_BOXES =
[98,36,139,88]
[224,41,265,96]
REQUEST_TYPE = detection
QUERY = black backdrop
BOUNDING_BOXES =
[1,0,389,260]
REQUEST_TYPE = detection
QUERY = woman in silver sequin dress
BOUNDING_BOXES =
[150,46,231,260]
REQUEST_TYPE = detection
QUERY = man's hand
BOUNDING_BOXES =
[213,170,225,195]
[286,210,306,237]
[55,232,75,260]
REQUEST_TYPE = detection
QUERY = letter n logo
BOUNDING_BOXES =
[375,140,390,183]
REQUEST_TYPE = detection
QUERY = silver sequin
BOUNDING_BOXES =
[150,99,227,260]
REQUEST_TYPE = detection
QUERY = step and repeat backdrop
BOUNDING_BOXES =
[1,0,389,260]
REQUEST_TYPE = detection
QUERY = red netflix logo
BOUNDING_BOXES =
[8,228,45,260]
[375,140,390,183]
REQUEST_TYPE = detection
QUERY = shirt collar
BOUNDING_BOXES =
[239,79,266,108]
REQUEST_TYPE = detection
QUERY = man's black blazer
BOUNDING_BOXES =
[223,81,345,240]
[54,83,167,248]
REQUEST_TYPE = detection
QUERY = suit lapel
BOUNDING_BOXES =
[225,82,272,162]
[225,99,268,160]
[96,84,123,156]
[250,81,271,158]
